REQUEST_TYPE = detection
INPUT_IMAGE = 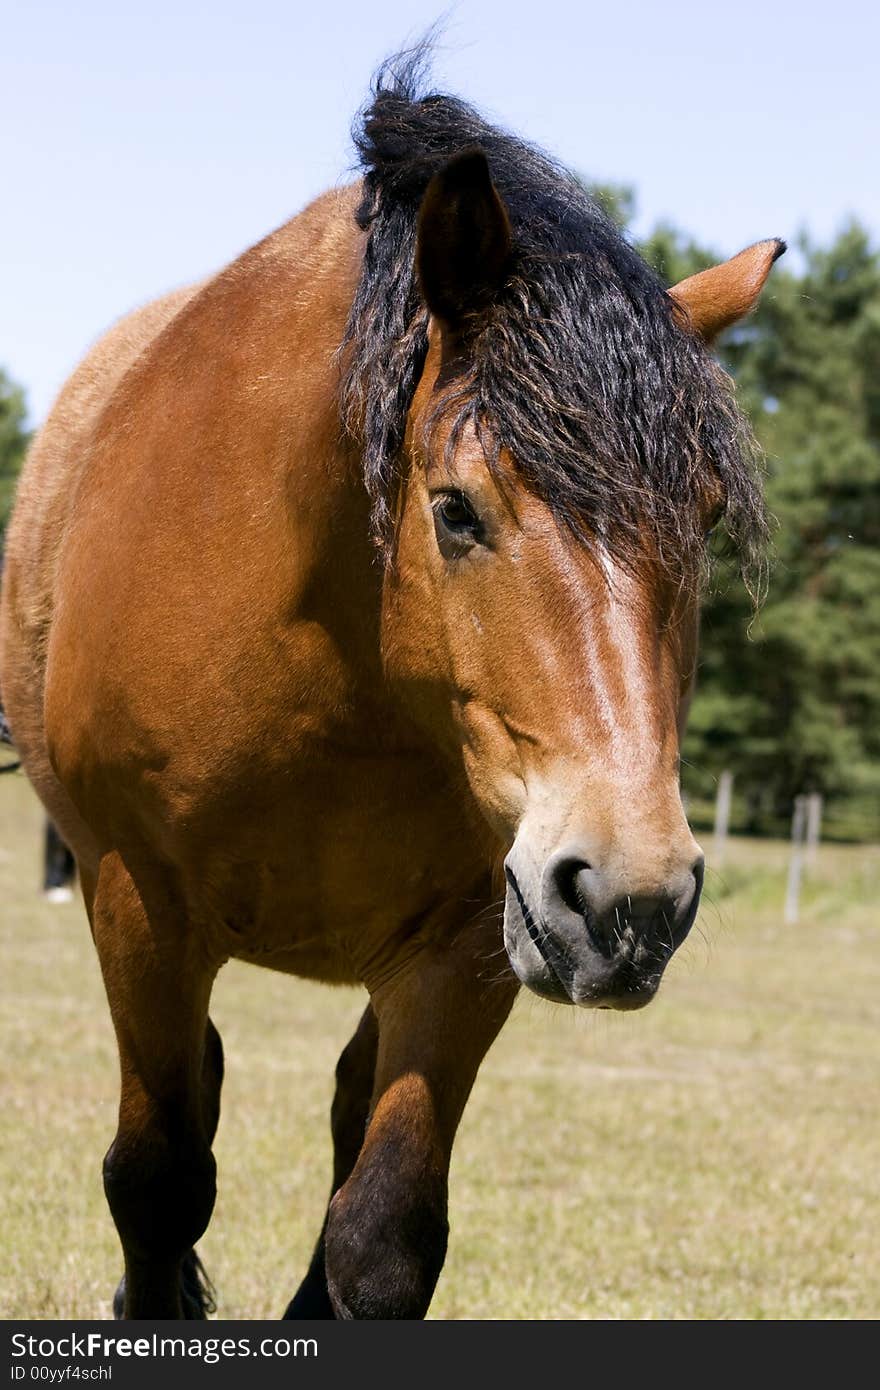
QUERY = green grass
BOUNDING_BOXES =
[1,774,878,1320]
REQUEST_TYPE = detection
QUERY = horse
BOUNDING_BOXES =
[0,549,20,773]
[0,55,783,1320]
[43,816,77,901]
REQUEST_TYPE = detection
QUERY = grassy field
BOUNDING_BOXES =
[1,773,878,1320]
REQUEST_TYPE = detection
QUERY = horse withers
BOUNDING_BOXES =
[0,60,783,1319]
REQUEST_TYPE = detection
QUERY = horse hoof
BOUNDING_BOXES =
[111,1252,215,1319]
[283,1282,336,1319]
[181,1250,216,1318]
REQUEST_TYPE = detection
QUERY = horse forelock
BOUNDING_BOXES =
[339,48,768,596]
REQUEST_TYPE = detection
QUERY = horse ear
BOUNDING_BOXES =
[416,148,512,328]
[669,239,786,342]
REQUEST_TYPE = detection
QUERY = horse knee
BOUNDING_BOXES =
[324,1175,448,1319]
[103,1132,216,1263]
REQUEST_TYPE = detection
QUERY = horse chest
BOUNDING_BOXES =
[186,747,495,985]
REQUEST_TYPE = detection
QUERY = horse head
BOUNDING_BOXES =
[381,148,781,1009]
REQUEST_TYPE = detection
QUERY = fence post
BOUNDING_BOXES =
[784,795,808,924]
[805,792,823,865]
[713,770,734,867]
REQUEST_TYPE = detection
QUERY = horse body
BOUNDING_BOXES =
[0,61,783,1318]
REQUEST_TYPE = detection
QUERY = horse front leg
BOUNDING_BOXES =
[91,852,222,1319]
[111,1015,224,1319]
[284,1004,378,1318]
[323,927,518,1319]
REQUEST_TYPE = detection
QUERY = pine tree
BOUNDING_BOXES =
[647,221,880,839]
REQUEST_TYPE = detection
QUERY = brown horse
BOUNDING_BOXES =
[0,58,783,1319]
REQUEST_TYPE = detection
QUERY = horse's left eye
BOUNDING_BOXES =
[432,490,483,557]
[436,491,479,532]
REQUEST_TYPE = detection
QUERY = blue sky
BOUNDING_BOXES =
[4,0,878,424]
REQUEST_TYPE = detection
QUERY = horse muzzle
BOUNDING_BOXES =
[502,845,704,1009]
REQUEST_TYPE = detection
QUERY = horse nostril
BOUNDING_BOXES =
[690,855,705,897]
[551,857,594,919]
[548,856,619,954]
[670,857,703,923]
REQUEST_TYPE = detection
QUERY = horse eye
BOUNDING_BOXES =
[432,490,483,558]
[436,491,479,533]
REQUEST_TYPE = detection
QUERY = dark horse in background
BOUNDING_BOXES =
[2,558,74,899]
[0,55,783,1319]
[2,551,76,899]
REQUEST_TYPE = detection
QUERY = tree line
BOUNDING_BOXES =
[2,199,878,841]
[633,203,879,842]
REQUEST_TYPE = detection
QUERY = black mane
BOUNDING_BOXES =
[340,50,766,585]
